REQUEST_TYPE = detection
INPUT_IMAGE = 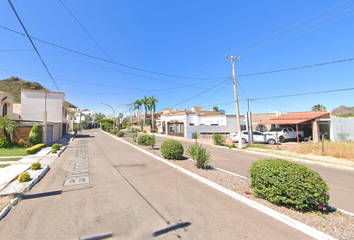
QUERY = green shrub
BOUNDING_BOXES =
[0,136,11,148]
[28,123,42,144]
[212,134,226,145]
[110,129,118,135]
[150,135,156,149]
[24,141,31,148]
[161,140,184,160]
[52,143,61,150]
[132,133,137,142]
[31,162,41,170]
[138,135,151,146]
[51,149,57,154]
[117,131,124,137]
[59,144,63,147]
[101,122,113,131]
[249,159,329,211]
[26,143,46,155]
[18,172,31,182]
[122,125,127,129]
[186,143,211,169]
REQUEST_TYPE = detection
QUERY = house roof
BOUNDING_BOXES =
[259,111,330,125]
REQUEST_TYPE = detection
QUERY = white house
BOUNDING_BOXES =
[21,90,68,143]
[158,107,246,138]
[67,109,98,130]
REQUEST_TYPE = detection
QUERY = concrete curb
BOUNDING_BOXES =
[0,165,50,221]
[103,131,335,240]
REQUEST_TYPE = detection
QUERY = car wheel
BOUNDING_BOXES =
[268,139,276,145]
[242,138,247,144]
[279,136,284,143]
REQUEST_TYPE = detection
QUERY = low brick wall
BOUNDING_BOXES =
[0,125,43,142]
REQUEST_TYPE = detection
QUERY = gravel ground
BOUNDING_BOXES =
[0,168,44,196]
[118,134,354,240]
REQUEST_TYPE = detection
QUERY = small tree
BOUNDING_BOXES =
[28,123,42,144]
[80,120,88,129]
[312,104,327,111]
[0,114,18,142]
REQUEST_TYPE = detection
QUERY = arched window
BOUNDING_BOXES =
[2,103,7,117]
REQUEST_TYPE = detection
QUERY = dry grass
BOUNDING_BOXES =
[289,140,354,161]
[0,194,14,211]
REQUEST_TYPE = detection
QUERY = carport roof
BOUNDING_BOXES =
[259,111,330,125]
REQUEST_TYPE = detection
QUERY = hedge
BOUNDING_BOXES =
[249,159,329,211]
[26,143,46,155]
[161,140,184,160]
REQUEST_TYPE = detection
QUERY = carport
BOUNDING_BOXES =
[259,112,330,143]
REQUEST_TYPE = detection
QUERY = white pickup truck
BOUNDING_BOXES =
[264,127,304,142]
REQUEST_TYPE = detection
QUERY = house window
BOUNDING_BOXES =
[200,124,205,126]
[189,123,194,126]
[211,124,218,126]
[2,103,7,117]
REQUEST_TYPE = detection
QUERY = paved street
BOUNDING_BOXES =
[153,134,354,213]
[0,129,311,240]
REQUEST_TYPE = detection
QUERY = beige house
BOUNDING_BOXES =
[0,92,19,120]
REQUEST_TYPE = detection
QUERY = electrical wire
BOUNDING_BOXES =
[6,0,60,92]
[0,25,228,81]
[58,0,144,95]
[240,10,354,57]
[184,0,351,77]
[196,79,231,106]
[239,58,354,77]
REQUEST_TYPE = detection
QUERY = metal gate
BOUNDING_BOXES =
[46,125,52,144]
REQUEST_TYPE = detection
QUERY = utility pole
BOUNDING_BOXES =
[226,54,243,149]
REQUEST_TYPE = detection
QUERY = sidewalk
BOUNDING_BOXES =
[0,134,74,193]
[152,133,354,170]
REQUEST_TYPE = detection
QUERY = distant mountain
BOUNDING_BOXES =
[0,76,76,108]
[332,105,354,117]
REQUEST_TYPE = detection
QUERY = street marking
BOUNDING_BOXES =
[64,140,90,186]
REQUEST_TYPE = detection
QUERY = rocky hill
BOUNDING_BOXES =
[332,105,354,117]
[0,76,76,108]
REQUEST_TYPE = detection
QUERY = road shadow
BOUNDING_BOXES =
[153,222,191,237]
[24,190,62,200]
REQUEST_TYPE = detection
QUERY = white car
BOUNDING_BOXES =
[230,131,279,145]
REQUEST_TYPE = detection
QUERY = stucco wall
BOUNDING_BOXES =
[331,116,354,141]
[21,91,66,123]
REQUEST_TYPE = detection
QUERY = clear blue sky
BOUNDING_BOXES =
[1,0,353,117]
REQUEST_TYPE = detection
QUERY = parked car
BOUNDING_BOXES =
[264,127,304,142]
[230,131,279,145]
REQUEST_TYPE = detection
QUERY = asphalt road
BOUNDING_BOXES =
[153,134,354,213]
[0,129,311,240]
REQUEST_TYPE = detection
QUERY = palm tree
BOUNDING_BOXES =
[147,95,159,130]
[312,104,327,111]
[141,96,150,125]
[134,99,142,125]
[0,114,18,142]
[213,106,225,115]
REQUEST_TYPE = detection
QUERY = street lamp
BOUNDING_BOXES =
[100,102,128,129]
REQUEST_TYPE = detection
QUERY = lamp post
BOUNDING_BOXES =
[100,102,127,129]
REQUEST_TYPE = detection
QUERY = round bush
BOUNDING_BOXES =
[18,172,31,182]
[249,159,329,211]
[51,149,57,154]
[31,162,41,170]
[28,123,42,144]
[161,140,184,160]
[117,131,124,137]
[138,135,151,146]
[52,143,61,150]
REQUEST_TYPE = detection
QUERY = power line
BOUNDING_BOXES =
[241,10,354,57]
[7,0,60,91]
[160,79,230,110]
[196,79,231,106]
[239,58,354,77]
[250,87,354,101]
[0,25,228,81]
[183,0,351,78]
[58,0,143,95]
